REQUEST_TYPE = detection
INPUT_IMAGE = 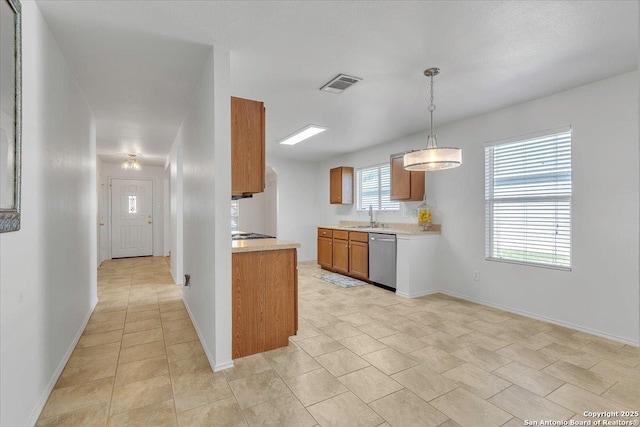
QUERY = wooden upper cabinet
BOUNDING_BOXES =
[232,96,265,196]
[390,153,425,201]
[330,166,354,204]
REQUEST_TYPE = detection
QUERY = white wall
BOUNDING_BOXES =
[317,71,639,345]
[167,142,183,284]
[267,156,320,261]
[430,71,639,345]
[237,169,277,236]
[100,162,166,258]
[0,2,97,426]
[176,46,232,371]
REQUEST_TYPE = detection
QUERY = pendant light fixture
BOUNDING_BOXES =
[404,68,462,171]
[121,154,141,171]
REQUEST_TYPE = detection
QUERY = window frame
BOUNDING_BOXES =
[355,163,399,212]
[484,126,572,271]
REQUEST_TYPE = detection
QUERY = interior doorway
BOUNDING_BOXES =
[110,178,154,258]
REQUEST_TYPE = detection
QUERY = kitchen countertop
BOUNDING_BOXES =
[318,223,441,236]
[232,238,301,253]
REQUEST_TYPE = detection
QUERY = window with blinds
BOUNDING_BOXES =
[356,163,399,211]
[231,200,239,232]
[485,128,572,270]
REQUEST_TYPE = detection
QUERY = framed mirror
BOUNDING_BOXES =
[0,0,21,232]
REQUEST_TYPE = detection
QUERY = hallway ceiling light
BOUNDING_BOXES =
[404,68,462,171]
[121,154,142,170]
[278,125,327,146]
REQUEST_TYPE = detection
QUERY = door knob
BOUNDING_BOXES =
[148,221,152,224]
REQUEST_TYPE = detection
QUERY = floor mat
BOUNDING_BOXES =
[314,273,368,288]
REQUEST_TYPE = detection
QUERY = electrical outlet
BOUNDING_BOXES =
[411,209,418,217]
[473,270,480,281]
[403,209,409,218]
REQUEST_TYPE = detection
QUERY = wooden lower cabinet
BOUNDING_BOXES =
[232,248,298,359]
[349,240,369,280]
[332,238,349,274]
[317,236,333,269]
[318,227,369,281]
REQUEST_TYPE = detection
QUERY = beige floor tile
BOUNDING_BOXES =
[223,354,271,382]
[121,328,164,348]
[307,391,384,427]
[337,312,376,326]
[601,380,640,408]
[429,321,474,338]
[110,375,173,416]
[161,309,189,321]
[284,368,347,406]
[370,389,449,427]
[119,340,166,364]
[56,356,118,388]
[338,366,402,403]
[243,394,316,427]
[159,301,186,313]
[125,309,160,323]
[320,322,362,340]
[442,363,511,399]
[114,355,169,386]
[409,346,466,373]
[123,317,162,334]
[339,333,387,356]
[494,362,564,396]
[380,332,428,353]
[539,343,602,369]
[489,385,574,421]
[77,329,124,348]
[501,418,526,427]
[356,321,399,339]
[451,345,512,371]
[172,371,233,413]
[421,332,471,353]
[107,399,176,427]
[228,370,291,409]
[40,377,114,419]
[467,320,513,336]
[166,341,205,363]
[164,326,198,346]
[582,341,639,367]
[589,359,640,383]
[163,318,193,333]
[36,403,109,427]
[177,396,246,427]
[542,360,613,394]
[472,309,512,324]
[263,347,322,377]
[316,349,370,377]
[393,320,438,338]
[169,355,213,378]
[296,334,345,357]
[89,309,127,325]
[458,331,511,351]
[84,320,125,335]
[362,347,420,375]
[497,330,554,351]
[495,343,557,370]
[290,322,323,341]
[546,383,633,413]
[391,364,458,402]
[430,388,513,427]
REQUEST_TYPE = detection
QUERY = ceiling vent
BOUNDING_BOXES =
[320,74,362,94]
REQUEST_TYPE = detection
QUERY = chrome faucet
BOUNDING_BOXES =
[369,205,375,228]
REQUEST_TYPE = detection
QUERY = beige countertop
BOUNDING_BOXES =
[232,238,301,253]
[318,222,441,236]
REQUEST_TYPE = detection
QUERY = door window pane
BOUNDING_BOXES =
[129,196,137,213]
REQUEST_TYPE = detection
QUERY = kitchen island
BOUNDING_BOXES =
[232,238,300,359]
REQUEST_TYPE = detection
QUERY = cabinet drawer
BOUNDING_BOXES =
[349,231,369,243]
[318,228,333,238]
[333,230,349,240]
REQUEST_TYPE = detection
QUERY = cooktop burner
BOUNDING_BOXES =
[232,232,275,240]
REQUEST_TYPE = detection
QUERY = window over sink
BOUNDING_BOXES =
[356,163,399,211]
[231,200,239,232]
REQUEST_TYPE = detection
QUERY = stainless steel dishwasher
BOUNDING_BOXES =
[368,233,397,289]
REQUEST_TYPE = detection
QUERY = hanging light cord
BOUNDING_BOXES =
[428,73,436,138]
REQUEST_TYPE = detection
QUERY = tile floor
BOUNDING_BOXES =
[36,257,640,426]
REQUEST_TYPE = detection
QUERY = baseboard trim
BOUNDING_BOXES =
[440,290,640,347]
[182,296,234,374]
[27,297,98,426]
[396,289,439,299]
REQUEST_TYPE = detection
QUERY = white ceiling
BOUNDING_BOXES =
[36,1,639,165]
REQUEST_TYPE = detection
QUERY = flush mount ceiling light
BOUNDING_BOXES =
[121,153,142,170]
[404,68,462,171]
[278,125,328,145]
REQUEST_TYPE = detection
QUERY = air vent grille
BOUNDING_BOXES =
[320,74,362,93]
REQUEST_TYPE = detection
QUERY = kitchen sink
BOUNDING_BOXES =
[342,225,371,229]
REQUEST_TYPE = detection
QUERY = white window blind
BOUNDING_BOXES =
[356,163,399,211]
[231,200,239,232]
[485,129,572,269]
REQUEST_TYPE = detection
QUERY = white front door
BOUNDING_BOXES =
[111,179,153,258]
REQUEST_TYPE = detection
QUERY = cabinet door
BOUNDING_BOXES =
[264,249,296,352]
[390,154,411,200]
[330,167,342,204]
[349,241,369,280]
[317,237,333,269]
[232,251,265,359]
[332,238,349,274]
[232,97,265,195]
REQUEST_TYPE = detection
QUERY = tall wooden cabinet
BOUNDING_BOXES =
[330,166,354,204]
[390,153,424,201]
[232,96,265,196]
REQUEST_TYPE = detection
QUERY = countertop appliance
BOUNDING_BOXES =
[232,232,275,240]
[368,233,397,289]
